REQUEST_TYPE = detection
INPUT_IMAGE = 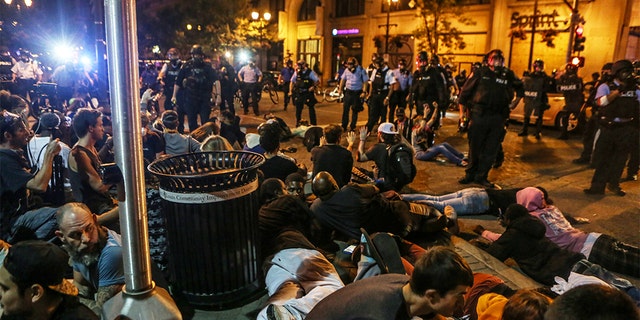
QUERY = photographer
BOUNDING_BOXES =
[68,108,121,229]
[584,60,640,197]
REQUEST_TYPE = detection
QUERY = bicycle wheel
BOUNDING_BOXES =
[268,86,279,104]
[325,88,342,103]
[314,87,326,102]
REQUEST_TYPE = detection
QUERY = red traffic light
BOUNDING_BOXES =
[571,56,585,67]
[575,25,584,36]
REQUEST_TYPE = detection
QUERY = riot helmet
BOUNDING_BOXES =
[430,54,440,66]
[565,62,578,75]
[373,55,384,67]
[533,59,544,71]
[167,48,179,62]
[611,59,634,82]
[312,171,339,200]
[190,45,204,56]
[417,51,428,68]
[486,49,504,68]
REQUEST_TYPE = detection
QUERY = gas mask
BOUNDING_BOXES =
[249,62,255,68]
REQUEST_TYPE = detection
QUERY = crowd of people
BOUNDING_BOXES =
[0,42,638,320]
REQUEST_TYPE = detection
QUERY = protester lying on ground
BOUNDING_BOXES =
[402,187,526,216]
[476,186,639,278]
[480,203,639,305]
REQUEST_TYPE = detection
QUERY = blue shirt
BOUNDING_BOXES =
[290,69,320,83]
[392,68,413,91]
[238,65,262,83]
[72,228,124,289]
[596,80,640,104]
[280,67,295,82]
[341,66,369,91]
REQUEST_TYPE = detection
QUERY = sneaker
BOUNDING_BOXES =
[458,160,469,167]
[444,206,459,235]
[266,304,296,320]
[472,224,486,235]
[534,133,542,140]
[624,174,638,181]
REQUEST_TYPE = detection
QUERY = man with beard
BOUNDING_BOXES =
[54,202,124,314]
[171,44,220,133]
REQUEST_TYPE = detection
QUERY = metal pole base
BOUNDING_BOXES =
[102,284,183,320]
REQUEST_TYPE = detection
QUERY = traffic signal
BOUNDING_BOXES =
[571,56,585,68]
[573,25,586,52]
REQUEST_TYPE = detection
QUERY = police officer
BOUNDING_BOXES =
[366,55,395,132]
[338,57,369,132]
[556,62,585,139]
[408,51,447,146]
[278,59,295,111]
[389,58,412,122]
[158,48,182,112]
[217,54,237,115]
[290,59,320,126]
[172,44,220,133]
[237,58,263,116]
[515,59,553,139]
[584,60,639,196]
[574,63,613,164]
[458,49,523,188]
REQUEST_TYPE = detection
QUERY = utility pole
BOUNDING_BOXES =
[527,0,539,71]
[565,0,579,63]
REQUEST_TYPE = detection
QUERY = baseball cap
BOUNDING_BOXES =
[378,122,398,135]
[161,110,178,129]
[3,240,78,296]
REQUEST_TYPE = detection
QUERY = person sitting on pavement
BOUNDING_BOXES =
[200,134,234,151]
[305,246,474,320]
[350,122,414,191]
[54,202,125,315]
[284,172,313,204]
[475,289,552,320]
[68,108,120,229]
[218,110,245,149]
[310,124,354,188]
[481,203,638,300]
[160,110,201,156]
[476,187,639,279]
[393,107,413,142]
[0,240,99,320]
[309,171,458,244]
[0,110,61,243]
[411,116,468,166]
[256,178,345,320]
[243,132,265,154]
[544,284,640,320]
[257,122,299,182]
[140,111,165,164]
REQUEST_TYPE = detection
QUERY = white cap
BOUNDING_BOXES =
[378,122,398,135]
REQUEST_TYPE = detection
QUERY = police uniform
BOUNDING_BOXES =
[217,60,237,115]
[160,60,182,111]
[519,70,553,137]
[458,64,523,186]
[0,54,14,91]
[340,65,369,131]
[409,65,447,121]
[175,58,217,132]
[238,63,262,115]
[556,71,584,139]
[280,65,295,110]
[389,66,412,121]
[585,73,640,195]
[366,64,395,132]
[11,59,42,100]
[291,66,320,126]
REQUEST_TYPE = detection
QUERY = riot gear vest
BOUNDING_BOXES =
[163,61,182,89]
[522,72,548,107]
[371,67,390,93]
[471,66,517,116]
[600,83,639,127]
[557,74,584,106]
[182,60,215,96]
[294,69,313,92]
[413,67,444,102]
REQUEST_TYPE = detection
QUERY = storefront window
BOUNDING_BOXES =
[298,0,321,21]
[298,39,322,72]
[335,0,365,17]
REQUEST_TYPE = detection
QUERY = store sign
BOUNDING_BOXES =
[332,28,360,36]
[511,10,568,30]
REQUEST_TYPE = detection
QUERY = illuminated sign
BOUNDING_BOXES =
[511,10,568,31]
[332,28,360,36]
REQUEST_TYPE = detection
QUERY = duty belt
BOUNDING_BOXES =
[373,88,389,94]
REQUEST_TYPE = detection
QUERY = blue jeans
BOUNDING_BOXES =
[402,188,490,215]
[415,142,465,165]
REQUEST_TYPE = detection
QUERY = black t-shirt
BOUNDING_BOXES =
[259,155,299,182]
[0,149,33,240]
[485,188,522,216]
[311,144,353,188]
[142,130,165,164]
[259,195,314,257]
[51,295,100,320]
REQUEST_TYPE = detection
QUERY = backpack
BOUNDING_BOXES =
[385,143,416,190]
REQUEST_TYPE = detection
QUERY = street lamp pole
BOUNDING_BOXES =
[251,11,271,70]
[381,0,398,57]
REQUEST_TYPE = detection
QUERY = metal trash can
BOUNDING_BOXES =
[148,151,265,308]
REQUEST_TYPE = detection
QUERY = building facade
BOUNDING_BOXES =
[258,0,638,81]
